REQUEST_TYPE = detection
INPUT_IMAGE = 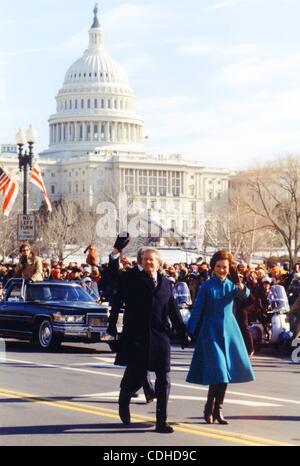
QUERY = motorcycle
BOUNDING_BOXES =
[249,284,293,355]
[173,281,192,326]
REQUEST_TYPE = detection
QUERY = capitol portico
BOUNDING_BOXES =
[0,5,229,245]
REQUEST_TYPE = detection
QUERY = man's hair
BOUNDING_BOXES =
[140,247,161,262]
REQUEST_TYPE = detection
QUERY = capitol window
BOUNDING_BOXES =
[94,99,98,108]
[81,99,84,109]
[101,99,105,108]
[94,124,98,139]
[87,99,91,109]
[75,100,78,109]
[125,169,134,195]
[158,171,167,196]
[171,172,180,197]
[149,170,157,196]
[51,185,55,194]
[139,170,147,196]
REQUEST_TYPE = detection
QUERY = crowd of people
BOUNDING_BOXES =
[1,240,300,433]
[0,243,300,345]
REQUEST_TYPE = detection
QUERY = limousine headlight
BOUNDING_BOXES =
[53,312,85,324]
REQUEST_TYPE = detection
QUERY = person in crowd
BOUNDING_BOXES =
[14,243,43,282]
[67,266,81,281]
[285,263,300,292]
[84,244,99,267]
[51,268,62,280]
[81,276,100,301]
[288,293,300,338]
[60,268,68,280]
[0,282,4,300]
[237,261,248,280]
[42,261,51,279]
[188,272,200,305]
[109,235,190,434]
[186,250,255,425]
[0,266,9,285]
[254,276,273,338]
[287,274,300,306]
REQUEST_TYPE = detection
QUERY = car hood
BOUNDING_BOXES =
[28,301,108,314]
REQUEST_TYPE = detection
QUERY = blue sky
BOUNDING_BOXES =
[1,0,300,169]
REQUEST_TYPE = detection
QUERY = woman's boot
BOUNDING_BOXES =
[213,383,228,425]
[204,385,215,424]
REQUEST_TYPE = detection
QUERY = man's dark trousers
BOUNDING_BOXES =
[120,362,170,424]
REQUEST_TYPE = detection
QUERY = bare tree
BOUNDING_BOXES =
[36,200,94,261]
[231,155,300,266]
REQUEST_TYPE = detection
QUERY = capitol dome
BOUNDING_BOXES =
[63,52,129,89]
[44,4,144,158]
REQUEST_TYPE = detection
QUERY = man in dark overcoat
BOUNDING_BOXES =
[107,245,155,403]
[109,240,189,434]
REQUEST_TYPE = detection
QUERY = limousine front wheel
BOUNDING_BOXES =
[35,319,61,350]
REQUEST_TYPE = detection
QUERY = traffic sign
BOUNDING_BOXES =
[17,214,36,241]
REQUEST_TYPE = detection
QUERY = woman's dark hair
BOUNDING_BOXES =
[19,242,31,253]
[210,250,235,271]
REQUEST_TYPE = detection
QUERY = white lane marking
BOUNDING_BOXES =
[4,357,300,406]
[4,357,123,378]
[78,391,281,407]
[170,381,300,405]
[76,357,188,372]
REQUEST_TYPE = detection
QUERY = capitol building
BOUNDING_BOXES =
[0,5,229,246]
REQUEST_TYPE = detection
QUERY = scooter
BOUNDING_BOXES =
[249,284,293,355]
[173,281,192,326]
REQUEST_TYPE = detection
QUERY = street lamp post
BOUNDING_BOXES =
[16,126,37,215]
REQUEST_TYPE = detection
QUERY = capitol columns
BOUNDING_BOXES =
[105,122,110,142]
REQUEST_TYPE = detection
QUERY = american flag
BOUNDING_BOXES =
[0,166,19,216]
[30,163,52,212]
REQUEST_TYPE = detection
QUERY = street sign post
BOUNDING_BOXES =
[17,214,36,242]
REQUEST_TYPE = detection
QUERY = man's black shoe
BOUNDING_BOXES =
[119,404,131,425]
[155,422,174,433]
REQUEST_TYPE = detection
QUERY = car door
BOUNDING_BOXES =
[0,281,31,337]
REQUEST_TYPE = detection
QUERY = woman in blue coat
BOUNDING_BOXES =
[186,250,255,425]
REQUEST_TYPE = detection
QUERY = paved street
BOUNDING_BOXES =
[0,340,299,447]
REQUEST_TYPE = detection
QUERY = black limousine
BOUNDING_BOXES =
[0,278,112,350]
